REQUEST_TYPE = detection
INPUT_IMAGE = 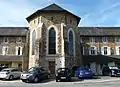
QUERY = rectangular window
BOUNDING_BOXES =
[102,37,108,43]
[2,46,8,55]
[16,46,22,55]
[89,46,97,55]
[115,37,120,43]
[3,37,8,43]
[104,47,108,55]
[89,37,95,42]
[101,46,111,55]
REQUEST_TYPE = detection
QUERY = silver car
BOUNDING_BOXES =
[0,68,21,80]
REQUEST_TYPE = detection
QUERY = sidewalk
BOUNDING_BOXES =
[72,77,120,84]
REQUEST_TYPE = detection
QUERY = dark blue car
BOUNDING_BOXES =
[75,67,93,79]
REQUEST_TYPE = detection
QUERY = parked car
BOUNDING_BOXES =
[75,67,93,79]
[56,68,72,82]
[0,66,8,71]
[0,68,21,80]
[102,66,120,77]
[21,67,50,83]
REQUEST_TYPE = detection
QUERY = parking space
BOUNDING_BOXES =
[0,76,119,84]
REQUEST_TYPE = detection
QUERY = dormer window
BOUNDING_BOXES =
[102,37,108,43]
[89,37,95,42]
[115,37,120,43]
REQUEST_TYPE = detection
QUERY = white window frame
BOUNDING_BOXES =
[102,37,108,43]
[115,37,120,43]
[115,46,120,55]
[101,46,111,55]
[89,37,95,43]
[16,46,23,55]
[2,46,8,55]
[89,46,97,55]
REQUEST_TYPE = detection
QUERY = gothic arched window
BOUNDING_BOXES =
[48,28,56,54]
[32,30,36,55]
[68,30,74,56]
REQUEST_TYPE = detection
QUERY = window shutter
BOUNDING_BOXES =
[20,47,23,55]
[89,47,91,55]
[101,47,104,55]
[95,47,97,55]
[2,47,5,55]
[16,47,18,55]
[107,47,111,55]
[116,46,119,55]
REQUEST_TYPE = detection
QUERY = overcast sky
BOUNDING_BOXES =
[0,0,120,27]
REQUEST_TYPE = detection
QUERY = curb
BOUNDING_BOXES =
[73,78,120,84]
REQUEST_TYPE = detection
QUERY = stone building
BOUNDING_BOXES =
[79,27,120,75]
[0,3,120,75]
[26,3,82,74]
[0,27,28,70]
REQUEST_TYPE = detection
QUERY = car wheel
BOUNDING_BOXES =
[22,80,27,83]
[102,72,105,76]
[9,75,14,80]
[56,78,60,82]
[114,74,117,77]
[47,74,50,79]
[34,76,39,83]
[68,78,71,82]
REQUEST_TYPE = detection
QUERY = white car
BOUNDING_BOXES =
[0,68,21,80]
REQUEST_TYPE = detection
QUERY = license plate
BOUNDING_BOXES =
[21,76,27,79]
[117,73,120,74]
[61,77,66,79]
[85,72,89,74]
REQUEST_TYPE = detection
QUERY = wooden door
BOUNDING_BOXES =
[49,61,55,74]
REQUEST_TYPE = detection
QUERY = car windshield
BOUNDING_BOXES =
[79,67,90,71]
[109,67,118,69]
[28,67,36,72]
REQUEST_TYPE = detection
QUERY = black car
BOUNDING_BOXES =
[102,66,120,77]
[56,68,72,82]
[21,67,50,83]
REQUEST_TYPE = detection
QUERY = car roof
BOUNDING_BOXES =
[2,68,18,70]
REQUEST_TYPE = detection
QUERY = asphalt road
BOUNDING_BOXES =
[0,76,120,87]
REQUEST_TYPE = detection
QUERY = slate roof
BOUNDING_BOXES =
[78,27,120,36]
[26,3,81,25]
[0,55,22,62]
[0,27,28,36]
